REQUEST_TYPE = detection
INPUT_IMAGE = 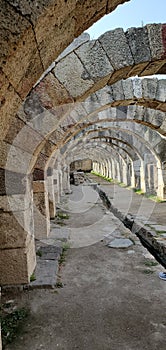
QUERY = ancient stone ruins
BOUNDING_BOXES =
[0,0,166,348]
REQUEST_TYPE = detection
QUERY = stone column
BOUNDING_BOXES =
[108,159,112,179]
[62,165,71,194]
[133,160,141,189]
[144,154,157,195]
[53,169,60,204]
[116,161,121,182]
[140,160,146,193]
[157,162,166,199]
[59,170,64,197]
[33,176,50,239]
[112,159,116,180]
[47,168,56,219]
[122,161,128,186]
[0,171,36,285]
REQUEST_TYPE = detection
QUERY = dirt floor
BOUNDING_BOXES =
[3,184,166,350]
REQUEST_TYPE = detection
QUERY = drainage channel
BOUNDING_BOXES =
[85,176,166,269]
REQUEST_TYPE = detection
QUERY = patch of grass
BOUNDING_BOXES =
[36,250,42,257]
[144,260,158,267]
[0,307,28,347]
[156,230,166,236]
[133,188,144,195]
[57,212,69,220]
[30,273,36,282]
[145,194,165,203]
[62,242,70,251]
[142,269,154,275]
[56,282,63,288]
[91,171,113,182]
[118,182,127,188]
[59,243,70,265]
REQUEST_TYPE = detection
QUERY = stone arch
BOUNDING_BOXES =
[1,19,166,286]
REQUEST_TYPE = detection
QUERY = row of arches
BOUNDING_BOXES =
[0,2,166,294]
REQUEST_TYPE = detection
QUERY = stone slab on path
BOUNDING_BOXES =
[37,245,62,261]
[50,227,71,242]
[29,260,59,289]
[107,238,134,248]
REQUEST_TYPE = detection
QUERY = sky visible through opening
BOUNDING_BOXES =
[86,0,166,39]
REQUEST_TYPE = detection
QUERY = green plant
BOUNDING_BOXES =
[133,188,144,195]
[62,242,70,251]
[59,243,70,265]
[142,269,154,275]
[57,212,69,220]
[36,250,42,257]
[156,230,166,236]
[56,282,63,288]
[144,260,158,267]
[0,308,28,346]
[30,273,36,282]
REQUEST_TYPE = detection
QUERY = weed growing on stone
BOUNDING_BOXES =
[0,307,28,347]
[156,230,166,235]
[145,195,165,203]
[56,282,63,288]
[144,260,158,267]
[133,188,144,195]
[142,269,154,275]
[36,250,42,257]
[59,243,70,265]
[30,273,36,282]
[57,212,69,220]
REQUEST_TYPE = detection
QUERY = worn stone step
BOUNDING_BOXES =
[28,260,59,289]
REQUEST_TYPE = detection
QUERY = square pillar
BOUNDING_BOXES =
[0,171,36,285]
[33,180,50,239]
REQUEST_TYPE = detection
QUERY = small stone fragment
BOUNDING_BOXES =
[107,238,133,248]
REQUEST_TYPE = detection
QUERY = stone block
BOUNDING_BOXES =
[112,80,124,101]
[2,9,43,97]
[38,245,62,260]
[35,73,73,108]
[33,181,45,193]
[50,226,70,242]
[151,110,165,128]
[54,51,95,99]
[0,168,32,195]
[0,204,34,249]
[0,238,36,285]
[29,260,58,288]
[6,0,55,25]
[156,80,166,102]
[132,78,142,99]
[99,28,134,70]
[122,79,134,100]
[125,27,151,64]
[56,33,90,62]
[107,238,133,248]
[38,14,76,69]
[0,0,30,68]
[75,40,114,82]
[5,119,44,156]
[0,140,36,174]
[0,87,22,141]
[33,191,50,239]
[142,78,158,100]
[146,24,164,60]
[0,193,32,213]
